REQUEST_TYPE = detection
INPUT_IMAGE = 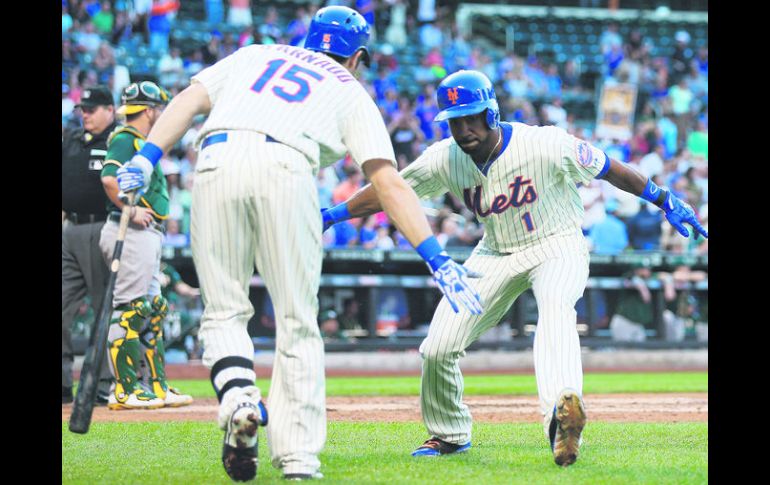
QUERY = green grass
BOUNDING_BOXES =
[62,421,708,484]
[161,372,707,398]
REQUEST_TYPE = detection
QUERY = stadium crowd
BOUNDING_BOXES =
[62,0,708,257]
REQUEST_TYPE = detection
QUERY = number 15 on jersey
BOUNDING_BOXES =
[251,59,325,103]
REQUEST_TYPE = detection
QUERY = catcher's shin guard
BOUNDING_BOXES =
[140,295,169,397]
[107,298,158,407]
[139,295,193,406]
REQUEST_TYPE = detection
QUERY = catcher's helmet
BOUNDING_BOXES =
[304,6,371,67]
[117,81,170,116]
[434,70,500,130]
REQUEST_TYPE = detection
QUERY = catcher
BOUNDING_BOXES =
[98,81,193,409]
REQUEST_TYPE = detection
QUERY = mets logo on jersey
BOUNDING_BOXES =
[463,176,538,218]
[447,88,460,105]
[576,141,594,167]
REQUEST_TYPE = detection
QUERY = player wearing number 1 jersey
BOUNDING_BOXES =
[323,70,707,467]
[114,6,482,482]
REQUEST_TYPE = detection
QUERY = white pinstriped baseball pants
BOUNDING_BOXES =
[191,131,325,475]
[419,233,589,445]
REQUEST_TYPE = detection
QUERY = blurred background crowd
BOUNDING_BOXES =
[62,0,708,258]
[63,0,708,351]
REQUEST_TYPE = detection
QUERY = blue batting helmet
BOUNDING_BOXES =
[434,70,500,129]
[305,6,371,67]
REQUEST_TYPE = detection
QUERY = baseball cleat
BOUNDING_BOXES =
[160,387,194,407]
[222,400,268,482]
[411,437,471,457]
[107,389,165,410]
[548,388,586,467]
[284,472,324,480]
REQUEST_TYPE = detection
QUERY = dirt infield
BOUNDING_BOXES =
[61,393,707,424]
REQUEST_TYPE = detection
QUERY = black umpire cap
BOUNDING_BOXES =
[76,85,114,108]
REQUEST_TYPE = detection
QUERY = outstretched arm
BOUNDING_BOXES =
[601,158,708,239]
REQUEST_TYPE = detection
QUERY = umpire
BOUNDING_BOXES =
[62,86,117,404]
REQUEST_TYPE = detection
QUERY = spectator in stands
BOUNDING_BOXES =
[587,199,629,254]
[148,0,179,54]
[638,142,666,179]
[683,166,704,210]
[333,165,365,206]
[205,0,224,27]
[220,31,239,58]
[110,8,133,44]
[687,117,708,161]
[376,288,410,335]
[158,46,186,89]
[603,138,631,164]
[604,43,624,79]
[629,123,652,159]
[358,216,379,249]
[564,57,583,90]
[414,56,439,84]
[541,97,568,130]
[163,218,189,248]
[286,5,311,47]
[668,76,694,149]
[372,66,397,106]
[388,97,424,163]
[384,0,408,48]
[339,298,364,334]
[600,21,623,55]
[671,30,693,82]
[227,0,252,27]
[657,109,679,159]
[419,21,443,50]
[579,179,605,235]
[414,83,443,143]
[62,83,76,127]
[685,62,707,111]
[609,264,676,342]
[184,48,206,77]
[318,309,343,341]
[63,38,78,71]
[202,31,223,64]
[694,45,708,75]
[625,201,663,251]
[75,21,102,55]
[63,2,74,33]
[92,41,116,79]
[501,66,531,99]
[132,0,152,44]
[258,6,282,44]
[92,1,114,35]
[238,24,258,47]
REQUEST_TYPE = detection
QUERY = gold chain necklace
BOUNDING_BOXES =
[479,127,502,174]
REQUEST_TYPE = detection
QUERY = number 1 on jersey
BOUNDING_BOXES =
[522,212,535,232]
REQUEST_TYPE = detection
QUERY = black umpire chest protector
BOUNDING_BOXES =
[62,121,117,216]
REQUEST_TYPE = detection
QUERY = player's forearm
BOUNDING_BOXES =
[346,183,383,218]
[146,83,211,154]
[368,167,433,248]
[602,158,648,195]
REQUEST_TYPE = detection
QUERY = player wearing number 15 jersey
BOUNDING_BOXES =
[113,6,482,482]
[323,70,707,467]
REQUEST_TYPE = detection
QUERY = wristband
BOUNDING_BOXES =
[640,179,669,208]
[325,202,351,224]
[138,141,164,166]
[416,236,448,272]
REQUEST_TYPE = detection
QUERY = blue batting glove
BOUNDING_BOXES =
[432,258,484,315]
[662,193,708,239]
[117,152,154,194]
[417,236,483,315]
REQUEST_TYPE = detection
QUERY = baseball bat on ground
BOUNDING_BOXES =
[69,192,136,434]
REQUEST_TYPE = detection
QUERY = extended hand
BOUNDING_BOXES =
[117,153,154,195]
[663,194,708,239]
[432,259,484,315]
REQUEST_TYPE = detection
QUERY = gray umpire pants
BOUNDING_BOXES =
[62,220,112,390]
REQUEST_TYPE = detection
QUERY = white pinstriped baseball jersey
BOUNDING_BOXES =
[404,121,608,446]
[191,44,396,173]
[402,122,609,252]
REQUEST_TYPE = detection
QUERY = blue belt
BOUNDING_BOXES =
[201,132,279,150]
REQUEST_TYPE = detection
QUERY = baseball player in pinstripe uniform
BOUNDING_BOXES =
[322,70,707,467]
[116,6,482,482]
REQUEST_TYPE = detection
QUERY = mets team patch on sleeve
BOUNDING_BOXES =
[576,141,604,168]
